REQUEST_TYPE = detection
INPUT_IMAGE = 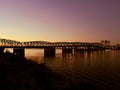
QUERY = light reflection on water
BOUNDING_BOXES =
[5,48,120,89]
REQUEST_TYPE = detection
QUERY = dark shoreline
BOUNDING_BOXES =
[0,52,96,90]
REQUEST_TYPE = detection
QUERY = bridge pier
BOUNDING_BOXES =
[44,47,55,57]
[0,47,4,56]
[62,47,73,53]
[74,48,84,53]
[13,48,25,57]
[87,45,93,51]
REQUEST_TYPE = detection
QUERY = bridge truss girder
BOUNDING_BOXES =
[0,38,103,48]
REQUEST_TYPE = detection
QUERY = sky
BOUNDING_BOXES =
[0,0,120,44]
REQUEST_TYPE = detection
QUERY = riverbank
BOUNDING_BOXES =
[0,52,96,90]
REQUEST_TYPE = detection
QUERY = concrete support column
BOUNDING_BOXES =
[62,47,73,53]
[74,48,79,52]
[88,45,92,50]
[44,47,55,57]
[74,48,84,53]
[13,48,25,57]
[0,47,4,56]
[87,45,96,51]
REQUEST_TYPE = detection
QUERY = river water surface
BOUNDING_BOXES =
[6,49,120,89]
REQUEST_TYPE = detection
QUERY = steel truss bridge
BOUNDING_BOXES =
[0,38,103,48]
[0,38,105,57]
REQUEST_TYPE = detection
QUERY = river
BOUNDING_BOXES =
[6,48,120,89]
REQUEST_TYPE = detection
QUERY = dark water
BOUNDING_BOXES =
[7,49,120,89]
[44,50,120,89]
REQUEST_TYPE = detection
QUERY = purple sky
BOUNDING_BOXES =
[0,0,120,44]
